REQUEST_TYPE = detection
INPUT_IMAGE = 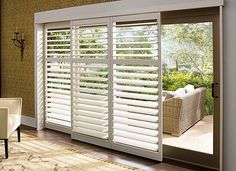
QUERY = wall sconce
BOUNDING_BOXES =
[12,27,25,61]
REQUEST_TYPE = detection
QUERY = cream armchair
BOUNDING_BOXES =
[0,98,22,159]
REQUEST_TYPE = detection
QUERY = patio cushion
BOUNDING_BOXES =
[173,88,186,97]
[185,84,195,93]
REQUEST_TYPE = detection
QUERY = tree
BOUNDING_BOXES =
[162,23,213,77]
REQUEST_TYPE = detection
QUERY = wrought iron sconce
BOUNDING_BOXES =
[12,28,25,61]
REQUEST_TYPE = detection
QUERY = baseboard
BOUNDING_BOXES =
[21,115,36,128]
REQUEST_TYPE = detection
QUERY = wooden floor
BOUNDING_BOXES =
[21,126,215,171]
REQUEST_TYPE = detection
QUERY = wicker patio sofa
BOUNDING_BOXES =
[163,87,207,136]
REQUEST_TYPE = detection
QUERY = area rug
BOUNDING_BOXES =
[0,133,142,171]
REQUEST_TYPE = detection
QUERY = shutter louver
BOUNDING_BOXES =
[45,27,71,128]
[72,21,109,139]
[112,19,160,151]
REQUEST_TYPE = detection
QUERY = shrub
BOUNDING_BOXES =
[163,71,213,115]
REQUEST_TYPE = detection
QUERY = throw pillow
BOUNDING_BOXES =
[185,84,195,93]
[173,88,186,97]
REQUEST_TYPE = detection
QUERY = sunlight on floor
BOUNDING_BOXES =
[163,115,213,154]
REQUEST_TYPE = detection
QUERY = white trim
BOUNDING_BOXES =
[35,0,224,24]
[35,23,45,131]
[44,22,70,29]
[21,115,36,128]
[34,24,38,130]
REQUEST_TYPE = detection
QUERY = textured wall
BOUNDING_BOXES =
[1,0,112,117]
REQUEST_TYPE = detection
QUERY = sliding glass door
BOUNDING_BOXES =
[161,8,221,169]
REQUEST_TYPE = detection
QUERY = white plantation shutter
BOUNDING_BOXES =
[45,24,71,129]
[112,13,161,153]
[43,14,162,161]
[71,18,110,139]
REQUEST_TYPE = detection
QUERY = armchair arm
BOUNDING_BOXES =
[163,90,174,97]
[163,98,182,119]
[0,107,9,139]
[0,98,22,116]
[163,98,182,135]
[178,92,200,120]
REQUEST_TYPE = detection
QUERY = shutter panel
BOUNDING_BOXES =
[71,19,109,139]
[45,26,71,128]
[112,16,161,152]
[44,14,162,161]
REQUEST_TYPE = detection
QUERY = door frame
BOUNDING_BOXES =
[33,1,224,169]
[161,7,222,170]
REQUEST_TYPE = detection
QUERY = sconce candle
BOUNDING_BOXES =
[21,33,25,40]
[12,29,25,61]
[12,33,15,40]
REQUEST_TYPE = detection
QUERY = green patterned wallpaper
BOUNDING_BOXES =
[1,0,112,117]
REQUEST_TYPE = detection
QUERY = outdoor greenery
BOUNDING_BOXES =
[162,23,213,76]
[162,22,214,115]
[163,71,213,115]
